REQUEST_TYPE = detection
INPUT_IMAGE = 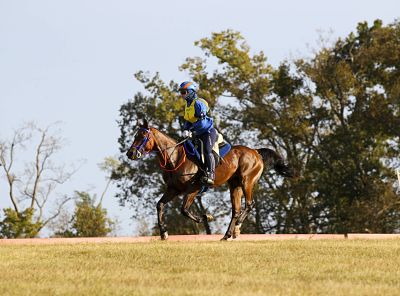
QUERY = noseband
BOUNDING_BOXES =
[131,127,151,159]
[129,127,188,172]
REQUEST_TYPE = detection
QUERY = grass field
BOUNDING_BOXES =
[1,239,400,295]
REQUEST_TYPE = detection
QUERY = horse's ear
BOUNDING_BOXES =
[143,118,149,128]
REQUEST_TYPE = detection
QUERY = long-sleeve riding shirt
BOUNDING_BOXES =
[183,98,213,135]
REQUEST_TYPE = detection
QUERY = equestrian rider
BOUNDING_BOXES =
[179,81,217,185]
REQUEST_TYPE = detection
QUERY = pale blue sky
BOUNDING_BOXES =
[1,0,399,236]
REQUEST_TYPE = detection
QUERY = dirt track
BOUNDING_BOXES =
[1,233,400,245]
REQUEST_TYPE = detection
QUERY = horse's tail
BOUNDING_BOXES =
[256,148,296,178]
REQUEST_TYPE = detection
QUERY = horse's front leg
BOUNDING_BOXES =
[157,188,178,240]
[181,191,213,224]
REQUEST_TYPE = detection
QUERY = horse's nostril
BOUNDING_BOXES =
[126,150,133,159]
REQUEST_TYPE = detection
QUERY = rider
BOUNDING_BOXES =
[179,81,217,185]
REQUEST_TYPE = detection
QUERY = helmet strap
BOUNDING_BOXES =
[185,90,197,102]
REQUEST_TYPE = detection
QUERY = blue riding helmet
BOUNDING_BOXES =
[179,81,197,101]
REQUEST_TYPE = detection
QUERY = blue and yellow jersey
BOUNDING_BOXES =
[183,98,213,135]
[184,98,209,123]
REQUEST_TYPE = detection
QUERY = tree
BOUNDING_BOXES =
[54,191,114,237]
[0,208,42,238]
[50,158,119,237]
[297,20,400,233]
[0,122,80,238]
[71,191,114,237]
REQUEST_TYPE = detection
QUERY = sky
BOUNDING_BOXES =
[1,0,399,236]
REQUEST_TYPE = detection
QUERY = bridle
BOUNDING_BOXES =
[129,127,187,172]
[128,127,152,160]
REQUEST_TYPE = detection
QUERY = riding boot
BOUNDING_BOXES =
[203,152,215,185]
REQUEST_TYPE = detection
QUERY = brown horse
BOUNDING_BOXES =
[126,119,294,240]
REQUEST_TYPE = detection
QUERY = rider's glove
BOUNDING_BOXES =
[183,130,192,138]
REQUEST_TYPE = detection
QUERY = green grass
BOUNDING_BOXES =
[1,240,400,295]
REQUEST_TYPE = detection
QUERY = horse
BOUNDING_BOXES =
[126,119,295,240]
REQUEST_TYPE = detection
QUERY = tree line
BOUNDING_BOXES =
[114,19,400,235]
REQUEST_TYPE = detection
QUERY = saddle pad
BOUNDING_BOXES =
[183,133,231,164]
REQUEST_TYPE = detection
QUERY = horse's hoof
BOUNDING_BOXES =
[161,231,168,240]
[204,214,214,222]
[220,235,231,241]
[233,224,241,239]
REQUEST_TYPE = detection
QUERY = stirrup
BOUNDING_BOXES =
[205,178,214,185]
[201,174,214,185]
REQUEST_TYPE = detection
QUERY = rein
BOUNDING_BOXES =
[135,127,188,172]
[158,144,187,172]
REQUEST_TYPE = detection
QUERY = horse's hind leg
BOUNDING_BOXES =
[233,175,260,238]
[157,187,179,240]
[234,200,255,238]
[222,182,243,240]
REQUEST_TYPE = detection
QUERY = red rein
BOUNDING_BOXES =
[159,145,187,172]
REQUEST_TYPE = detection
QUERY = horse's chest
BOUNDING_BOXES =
[162,172,182,186]
[162,171,195,187]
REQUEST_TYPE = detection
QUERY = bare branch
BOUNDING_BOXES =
[31,127,47,208]
[40,196,74,229]
[97,157,120,205]
[99,178,112,205]
[0,139,19,212]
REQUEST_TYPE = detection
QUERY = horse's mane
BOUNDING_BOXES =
[151,127,178,145]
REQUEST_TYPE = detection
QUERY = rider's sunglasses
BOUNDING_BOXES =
[179,89,188,95]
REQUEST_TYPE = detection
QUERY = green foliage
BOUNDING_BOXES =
[115,20,400,235]
[0,208,42,238]
[56,192,114,237]
[299,19,400,233]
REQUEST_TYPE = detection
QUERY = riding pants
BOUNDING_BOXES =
[196,128,217,179]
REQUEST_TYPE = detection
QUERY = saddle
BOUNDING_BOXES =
[183,133,231,168]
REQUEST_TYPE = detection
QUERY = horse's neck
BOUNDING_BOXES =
[153,129,176,150]
[152,129,180,162]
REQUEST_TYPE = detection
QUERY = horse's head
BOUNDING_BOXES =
[126,119,157,160]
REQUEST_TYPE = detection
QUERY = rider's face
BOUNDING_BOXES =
[179,89,188,99]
